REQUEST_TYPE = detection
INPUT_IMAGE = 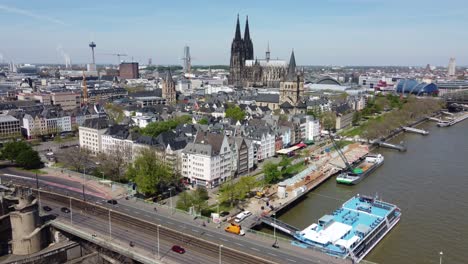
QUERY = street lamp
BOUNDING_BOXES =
[273,213,276,239]
[69,195,73,225]
[219,244,223,264]
[82,166,86,201]
[439,251,443,264]
[157,224,161,259]
[108,209,112,240]
[168,187,175,214]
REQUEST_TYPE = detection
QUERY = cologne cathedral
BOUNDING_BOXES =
[229,15,303,93]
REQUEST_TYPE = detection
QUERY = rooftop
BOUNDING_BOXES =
[0,115,18,122]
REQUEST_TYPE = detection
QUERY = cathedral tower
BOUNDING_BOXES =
[243,16,254,61]
[229,15,245,88]
[162,69,176,104]
[279,50,304,106]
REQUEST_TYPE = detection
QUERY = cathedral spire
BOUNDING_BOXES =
[243,15,254,60]
[244,15,251,41]
[286,50,297,81]
[234,14,242,40]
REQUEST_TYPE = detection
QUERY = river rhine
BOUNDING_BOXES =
[269,120,468,264]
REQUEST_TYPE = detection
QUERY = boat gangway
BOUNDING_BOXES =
[402,126,429,135]
[428,117,443,122]
[372,140,407,152]
[260,216,300,236]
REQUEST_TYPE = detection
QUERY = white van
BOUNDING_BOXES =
[234,211,252,223]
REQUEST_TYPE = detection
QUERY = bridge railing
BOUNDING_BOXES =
[246,229,291,243]
[52,220,162,264]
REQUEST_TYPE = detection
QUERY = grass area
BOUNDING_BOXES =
[340,125,366,137]
[17,168,47,174]
[282,161,306,178]
[52,162,66,168]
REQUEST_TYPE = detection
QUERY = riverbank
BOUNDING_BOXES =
[274,119,468,264]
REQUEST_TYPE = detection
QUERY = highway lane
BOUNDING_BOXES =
[1,172,332,264]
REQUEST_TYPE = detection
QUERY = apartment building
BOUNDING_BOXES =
[0,115,21,140]
[78,118,109,154]
[182,132,231,188]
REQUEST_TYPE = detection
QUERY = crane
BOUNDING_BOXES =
[99,53,128,65]
[329,134,354,173]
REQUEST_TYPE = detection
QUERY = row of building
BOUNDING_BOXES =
[79,110,321,188]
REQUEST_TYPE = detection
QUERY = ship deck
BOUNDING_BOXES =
[295,195,399,256]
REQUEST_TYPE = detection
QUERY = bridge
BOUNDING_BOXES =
[0,168,353,264]
[260,216,300,236]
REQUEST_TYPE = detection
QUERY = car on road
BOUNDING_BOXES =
[43,206,52,212]
[61,207,70,213]
[107,199,118,205]
[171,245,185,254]
[234,211,252,223]
[220,211,230,217]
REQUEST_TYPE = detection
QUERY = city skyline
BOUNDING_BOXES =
[0,0,467,66]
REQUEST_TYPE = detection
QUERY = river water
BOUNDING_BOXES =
[271,120,468,264]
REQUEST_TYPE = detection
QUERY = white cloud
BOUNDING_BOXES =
[0,4,67,26]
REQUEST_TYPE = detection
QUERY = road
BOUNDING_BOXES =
[0,169,339,264]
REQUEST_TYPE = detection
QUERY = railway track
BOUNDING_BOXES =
[38,190,275,264]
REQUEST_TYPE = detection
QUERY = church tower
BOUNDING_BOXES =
[229,15,245,88]
[162,69,176,104]
[243,16,254,61]
[279,50,304,106]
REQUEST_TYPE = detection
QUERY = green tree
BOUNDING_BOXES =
[16,149,42,169]
[225,106,246,121]
[104,103,125,123]
[278,157,292,171]
[191,188,209,214]
[126,148,173,196]
[237,175,259,195]
[1,141,31,162]
[198,118,209,125]
[141,115,192,138]
[352,111,362,126]
[219,180,244,207]
[194,187,209,201]
[263,162,282,184]
[176,191,194,211]
[321,111,336,132]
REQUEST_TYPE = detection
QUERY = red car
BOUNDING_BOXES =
[171,245,185,254]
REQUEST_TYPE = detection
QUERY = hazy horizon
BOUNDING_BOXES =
[0,0,467,66]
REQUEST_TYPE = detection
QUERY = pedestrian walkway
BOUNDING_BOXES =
[42,167,127,199]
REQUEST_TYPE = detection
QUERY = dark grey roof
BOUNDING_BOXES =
[194,132,225,155]
[255,94,279,103]
[106,125,131,139]
[280,101,294,109]
[129,90,162,98]
[83,117,109,129]
[184,142,212,156]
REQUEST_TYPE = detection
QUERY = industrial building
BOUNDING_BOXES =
[119,62,139,79]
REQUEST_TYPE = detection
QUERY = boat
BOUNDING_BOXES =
[336,154,384,185]
[437,121,451,127]
[292,194,401,263]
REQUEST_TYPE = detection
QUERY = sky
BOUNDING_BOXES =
[0,0,467,66]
